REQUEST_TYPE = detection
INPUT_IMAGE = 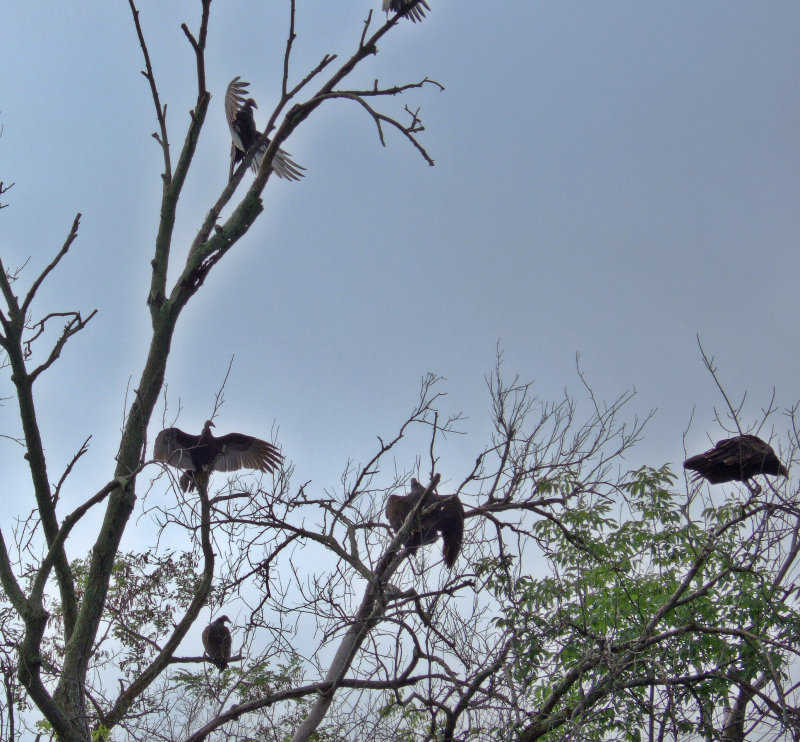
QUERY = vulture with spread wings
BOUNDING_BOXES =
[225,77,305,182]
[154,420,283,492]
[385,478,464,568]
[383,0,431,22]
[202,616,232,671]
[684,434,788,489]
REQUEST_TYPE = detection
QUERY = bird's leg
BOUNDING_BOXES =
[746,479,762,496]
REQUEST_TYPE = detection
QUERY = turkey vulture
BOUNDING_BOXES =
[154,420,283,492]
[202,615,232,672]
[225,77,305,181]
[684,434,788,487]
[383,0,431,22]
[385,478,464,568]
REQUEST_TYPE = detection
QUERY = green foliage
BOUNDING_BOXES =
[378,697,428,742]
[34,718,53,735]
[172,651,321,741]
[66,550,202,679]
[485,465,800,741]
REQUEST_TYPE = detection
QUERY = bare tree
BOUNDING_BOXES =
[0,1,440,740]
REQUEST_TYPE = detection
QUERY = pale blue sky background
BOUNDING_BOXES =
[2,1,799,536]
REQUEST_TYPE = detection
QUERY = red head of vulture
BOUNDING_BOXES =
[202,615,232,672]
[382,0,431,22]
[385,478,464,568]
[684,434,788,487]
[225,77,306,182]
[154,420,283,492]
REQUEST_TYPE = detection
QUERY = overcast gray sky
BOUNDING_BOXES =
[2,1,799,532]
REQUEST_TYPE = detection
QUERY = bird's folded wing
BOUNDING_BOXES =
[385,493,414,532]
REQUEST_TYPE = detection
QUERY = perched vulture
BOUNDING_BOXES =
[385,478,464,568]
[225,77,306,181]
[383,0,431,22]
[684,434,788,488]
[202,615,232,672]
[154,420,283,492]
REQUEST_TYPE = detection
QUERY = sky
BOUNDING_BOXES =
[2,0,800,548]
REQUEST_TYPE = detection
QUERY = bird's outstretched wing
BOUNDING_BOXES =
[383,0,431,22]
[226,77,253,180]
[211,433,283,474]
[154,427,200,470]
[225,76,251,138]
[268,149,306,181]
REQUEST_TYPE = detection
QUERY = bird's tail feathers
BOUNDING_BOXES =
[441,519,464,569]
[180,470,209,493]
[442,532,462,569]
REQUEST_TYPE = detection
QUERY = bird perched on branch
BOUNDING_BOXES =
[202,615,232,672]
[154,420,283,492]
[225,77,306,181]
[383,0,431,22]
[385,478,464,568]
[683,434,788,491]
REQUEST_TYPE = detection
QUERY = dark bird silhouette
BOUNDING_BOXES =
[684,434,788,488]
[385,478,464,568]
[383,0,431,22]
[154,420,283,492]
[225,77,306,181]
[202,615,232,671]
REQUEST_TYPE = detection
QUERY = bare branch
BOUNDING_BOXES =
[21,214,82,316]
[127,0,171,180]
